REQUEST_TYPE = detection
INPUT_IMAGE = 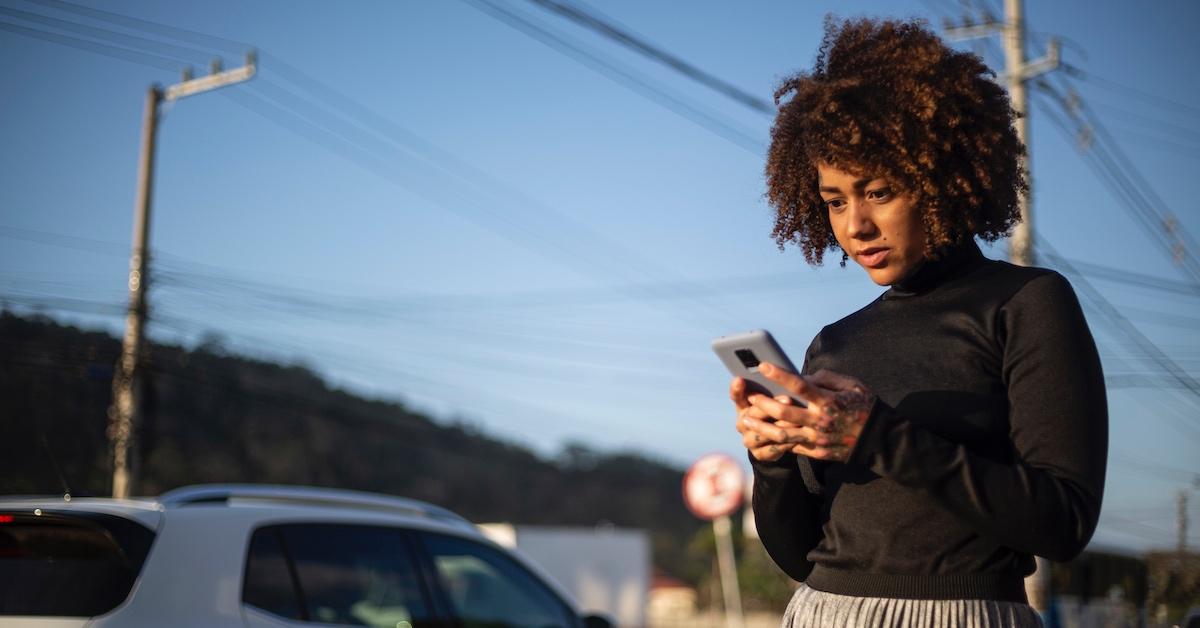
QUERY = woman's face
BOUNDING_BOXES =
[817,163,927,286]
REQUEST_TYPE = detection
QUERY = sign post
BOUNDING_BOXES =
[684,454,745,628]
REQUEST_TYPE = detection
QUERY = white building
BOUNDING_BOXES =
[480,523,650,627]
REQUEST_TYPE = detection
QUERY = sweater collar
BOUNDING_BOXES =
[883,240,985,299]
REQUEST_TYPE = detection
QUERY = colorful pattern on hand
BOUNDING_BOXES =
[820,387,873,454]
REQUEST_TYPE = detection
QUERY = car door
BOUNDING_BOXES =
[241,523,451,628]
[413,531,581,628]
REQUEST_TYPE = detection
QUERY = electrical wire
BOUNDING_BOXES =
[1088,101,1200,147]
[1033,90,1200,286]
[523,0,774,114]
[1036,252,1200,299]
[1111,453,1199,482]
[925,0,1200,287]
[9,1,1200,454]
[0,18,181,70]
[1061,63,1200,120]
[1038,74,1200,282]
[1037,240,1200,441]
[0,4,212,64]
[8,221,1200,346]
[19,0,756,322]
[0,7,748,334]
[459,0,765,154]
[224,81,741,331]
[21,0,250,53]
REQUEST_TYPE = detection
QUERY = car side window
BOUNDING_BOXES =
[243,527,303,620]
[419,532,577,628]
[243,524,433,627]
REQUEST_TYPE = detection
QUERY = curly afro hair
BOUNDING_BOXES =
[766,17,1026,265]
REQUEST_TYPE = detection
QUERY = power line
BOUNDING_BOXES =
[3,302,701,450]
[927,2,1200,287]
[0,18,700,446]
[1103,128,1200,163]
[0,18,181,71]
[17,0,755,323]
[8,223,1200,318]
[3,332,666,473]
[459,0,765,154]
[0,225,131,256]
[0,293,126,317]
[1101,514,1178,539]
[29,0,1196,335]
[144,313,703,440]
[21,0,250,53]
[1088,101,1200,147]
[523,0,773,114]
[1037,70,1200,280]
[1106,374,1200,392]
[240,67,748,329]
[1,7,747,333]
[1038,252,1200,298]
[155,265,811,315]
[1112,307,1200,332]
[1111,454,1200,483]
[1061,63,1200,120]
[1033,88,1200,286]
[0,4,212,65]
[1038,240,1200,440]
[1080,102,1200,161]
[11,2,1200,417]
[222,81,739,330]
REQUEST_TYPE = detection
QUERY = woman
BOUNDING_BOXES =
[731,17,1107,627]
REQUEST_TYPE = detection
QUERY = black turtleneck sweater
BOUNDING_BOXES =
[751,242,1108,602]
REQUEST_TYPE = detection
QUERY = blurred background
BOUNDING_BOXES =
[2,0,1198,624]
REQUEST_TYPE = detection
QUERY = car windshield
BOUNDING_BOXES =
[0,511,155,617]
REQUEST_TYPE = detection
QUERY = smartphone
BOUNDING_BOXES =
[712,329,804,404]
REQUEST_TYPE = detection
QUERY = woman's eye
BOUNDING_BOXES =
[867,187,892,201]
[824,198,846,212]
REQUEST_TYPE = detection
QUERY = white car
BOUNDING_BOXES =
[0,485,615,628]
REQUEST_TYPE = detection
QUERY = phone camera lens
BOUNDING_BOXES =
[735,349,760,369]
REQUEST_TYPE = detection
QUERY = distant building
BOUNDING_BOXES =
[480,523,650,627]
[647,570,698,624]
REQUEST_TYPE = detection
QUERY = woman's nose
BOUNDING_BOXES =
[844,199,876,238]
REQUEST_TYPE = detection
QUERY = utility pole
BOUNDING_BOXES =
[108,53,256,499]
[944,1,1060,612]
[1179,490,1189,556]
[945,0,1059,267]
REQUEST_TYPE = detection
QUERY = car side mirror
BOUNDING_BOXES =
[582,613,614,628]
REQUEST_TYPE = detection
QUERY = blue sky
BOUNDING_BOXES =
[2,0,1198,551]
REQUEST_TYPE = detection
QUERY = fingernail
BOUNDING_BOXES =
[760,363,773,374]
[741,418,755,427]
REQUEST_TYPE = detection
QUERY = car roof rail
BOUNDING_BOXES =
[159,484,472,527]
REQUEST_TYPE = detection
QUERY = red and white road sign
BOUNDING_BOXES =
[683,453,745,520]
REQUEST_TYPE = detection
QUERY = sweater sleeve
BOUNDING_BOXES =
[750,453,825,581]
[749,338,828,581]
[845,272,1107,562]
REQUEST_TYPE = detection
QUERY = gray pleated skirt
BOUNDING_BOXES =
[783,584,1044,627]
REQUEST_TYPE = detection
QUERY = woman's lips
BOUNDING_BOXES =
[857,248,889,267]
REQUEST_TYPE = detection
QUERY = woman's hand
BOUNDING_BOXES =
[731,376,822,462]
[740,363,876,462]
